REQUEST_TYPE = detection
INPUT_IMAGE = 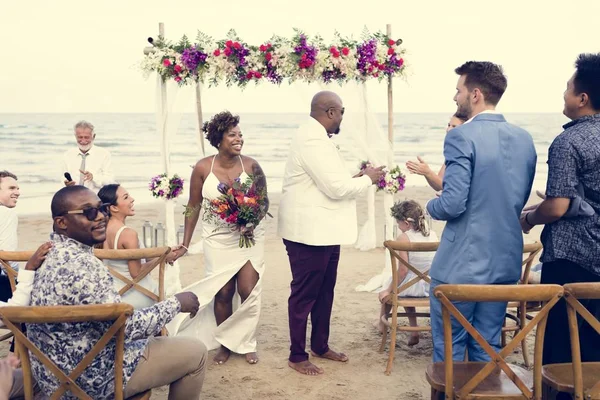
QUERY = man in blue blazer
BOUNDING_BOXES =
[427,61,537,362]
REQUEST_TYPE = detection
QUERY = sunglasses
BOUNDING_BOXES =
[60,203,110,221]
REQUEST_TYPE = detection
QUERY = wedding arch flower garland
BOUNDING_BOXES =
[140,28,406,87]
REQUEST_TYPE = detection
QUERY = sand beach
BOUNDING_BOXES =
[0,186,544,400]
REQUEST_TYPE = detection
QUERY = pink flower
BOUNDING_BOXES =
[388,47,394,55]
[174,64,182,73]
[254,71,262,79]
[388,39,396,46]
[341,47,350,56]
[213,49,221,56]
[175,76,182,82]
[224,48,232,56]
[259,44,267,52]
[233,42,241,50]
[163,59,171,67]
[226,40,233,48]
[265,52,272,61]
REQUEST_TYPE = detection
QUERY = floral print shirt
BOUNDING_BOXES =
[28,233,181,399]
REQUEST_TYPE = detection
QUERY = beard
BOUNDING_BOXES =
[78,143,93,152]
[456,101,473,120]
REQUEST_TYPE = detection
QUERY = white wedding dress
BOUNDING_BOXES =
[166,156,266,354]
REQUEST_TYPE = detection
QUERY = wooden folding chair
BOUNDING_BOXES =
[0,303,151,400]
[542,282,600,399]
[502,242,543,368]
[94,247,170,305]
[426,284,563,400]
[95,247,170,336]
[380,240,438,375]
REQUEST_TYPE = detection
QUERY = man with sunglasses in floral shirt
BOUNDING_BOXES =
[27,186,207,399]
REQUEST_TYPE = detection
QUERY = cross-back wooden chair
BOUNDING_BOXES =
[542,282,600,400]
[502,242,543,368]
[380,240,438,375]
[426,284,563,400]
[94,247,170,306]
[0,303,151,400]
[0,251,25,345]
[379,241,535,375]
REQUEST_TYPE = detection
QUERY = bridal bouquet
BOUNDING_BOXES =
[149,173,184,200]
[202,176,271,248]
[359,161,406,194]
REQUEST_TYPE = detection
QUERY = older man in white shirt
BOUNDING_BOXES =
[278,91,385,376]
[63,120,114,190]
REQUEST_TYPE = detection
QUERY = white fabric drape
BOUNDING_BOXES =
[155,75,190,295]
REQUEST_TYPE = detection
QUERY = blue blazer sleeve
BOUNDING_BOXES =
[427,129,473,221]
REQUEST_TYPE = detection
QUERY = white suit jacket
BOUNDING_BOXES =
[278,117,372,246]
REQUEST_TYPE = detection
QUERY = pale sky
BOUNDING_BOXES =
[1,0,599,114]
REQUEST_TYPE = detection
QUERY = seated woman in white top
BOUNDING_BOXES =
[98,184,178,310]
[377,200,438,346]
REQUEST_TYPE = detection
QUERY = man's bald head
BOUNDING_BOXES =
[310,91,343,113]
[309,91,344,136]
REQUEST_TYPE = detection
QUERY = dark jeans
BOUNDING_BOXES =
[0,274,20,353]
[541,259,600,365]
[283,239,340,363]
[0,274,13,302]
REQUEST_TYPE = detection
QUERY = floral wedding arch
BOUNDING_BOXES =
[140,23,406,294]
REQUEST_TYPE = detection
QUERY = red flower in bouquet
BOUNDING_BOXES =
[202,176,271,248]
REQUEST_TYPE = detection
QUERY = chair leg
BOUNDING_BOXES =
[384,318,397,375]
[519,304,530,368]
[501,318,507,347]
[379,319,388,353]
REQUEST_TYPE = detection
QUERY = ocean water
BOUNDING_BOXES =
[0,112,568,215]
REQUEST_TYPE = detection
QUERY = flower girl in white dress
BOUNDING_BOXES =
[377,200,438,346]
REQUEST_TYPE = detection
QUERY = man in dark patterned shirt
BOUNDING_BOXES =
[28,186,207,399]
[521,53,600,365]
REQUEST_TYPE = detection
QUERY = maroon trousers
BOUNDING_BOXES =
[283,239,340,363]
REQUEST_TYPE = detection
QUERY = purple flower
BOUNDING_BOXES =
[294,35,318,69]
[356,39,378,77]
[181,46,208,73]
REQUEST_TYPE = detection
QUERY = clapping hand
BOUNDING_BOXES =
[406,156,433,176]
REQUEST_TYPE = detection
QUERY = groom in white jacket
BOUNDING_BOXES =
[278,91,384,375]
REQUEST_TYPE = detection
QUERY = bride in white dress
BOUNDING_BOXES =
[169,111,268,365]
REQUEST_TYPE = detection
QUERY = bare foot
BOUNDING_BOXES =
[245,352,259,364]
[288,360,324,376]
[372,319,385,334]
[407,333,420,346]
[310,349,349,362]
[213,346,231,365]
